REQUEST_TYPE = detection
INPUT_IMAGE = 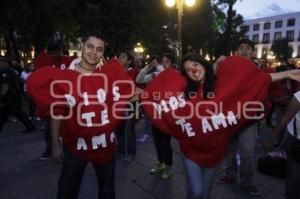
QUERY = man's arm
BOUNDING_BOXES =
[270,69,300,82]
[265,96,300,149]
[136,65,155,84]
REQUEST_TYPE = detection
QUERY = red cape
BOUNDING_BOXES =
[28,59,135,163]
[140,56,271,167]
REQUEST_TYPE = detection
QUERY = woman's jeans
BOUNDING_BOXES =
[183,156,219,199]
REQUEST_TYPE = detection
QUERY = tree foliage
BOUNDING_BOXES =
[271,38,293,62]
[0,0,247,61]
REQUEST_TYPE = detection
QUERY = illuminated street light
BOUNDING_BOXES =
[185,0,195,7]
[165,0,197,62]
[134,42,144,58]
[166,0,176,7]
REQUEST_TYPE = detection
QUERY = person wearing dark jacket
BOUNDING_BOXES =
[0,57,35,133]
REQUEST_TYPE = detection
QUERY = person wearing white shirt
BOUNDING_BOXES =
[265,90,300,199]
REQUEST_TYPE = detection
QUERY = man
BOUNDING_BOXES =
[116,51,137,162]
[52,32,114,199]
[0,57,35,133]
[216,39,261,196]
[35,41,74,160]
[28,31,135,199]
[265,91,300,199]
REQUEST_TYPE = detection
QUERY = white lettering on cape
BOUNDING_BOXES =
[175,111,238,135]
[175,118,195,137]
[202,112,237,133]
[153,93,186,115]
[77,132,115,151]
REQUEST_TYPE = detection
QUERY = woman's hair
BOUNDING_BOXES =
[162,53,175,65]
[180,53,215,99]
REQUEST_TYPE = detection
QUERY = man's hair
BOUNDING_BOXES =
[47,40,63,52]
[162,53,175,64]
[236,38,254,50]
[82,31,106,43]
[148,55,160,63]
[120,50,134,62]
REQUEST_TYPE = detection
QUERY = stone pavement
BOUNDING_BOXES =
[0,118,285,199]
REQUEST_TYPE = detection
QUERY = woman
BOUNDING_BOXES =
[136,53,176,179]
[179,53,217,199]
[141,52,300,199]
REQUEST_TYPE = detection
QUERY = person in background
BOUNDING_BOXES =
[35,40,75,161]
[20,62,36,120]
[216,39,261,196]
[136,53,175,180]
[0,57,35,133]
[264,91,300,199]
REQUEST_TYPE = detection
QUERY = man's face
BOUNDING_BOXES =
[81,36,105,65]
[118,53,132,67]
[236,43,253,59]
[150,59,159,67]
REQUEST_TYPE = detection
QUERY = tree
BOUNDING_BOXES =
[210,0,246,58]
[215,0,244,56]
[271,38,293,62]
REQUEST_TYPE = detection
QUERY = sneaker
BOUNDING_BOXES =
[39,150,52,161]
[242,184,261,196]
[150,162,166,174]
[161,165,172,180]
[122,154,135,162]
[216,174,235,184]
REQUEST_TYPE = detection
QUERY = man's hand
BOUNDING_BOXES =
[288,69,300,82]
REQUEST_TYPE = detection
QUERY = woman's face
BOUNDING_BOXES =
[161,56,172,68]
[183,60,206,83]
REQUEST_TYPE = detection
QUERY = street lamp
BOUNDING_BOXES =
[165,0,196,62]
[134,42,144,58]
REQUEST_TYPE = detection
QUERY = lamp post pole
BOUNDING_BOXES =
[166,0,195,62]
[177,0,183,62]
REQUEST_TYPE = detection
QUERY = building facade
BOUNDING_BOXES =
[243,12,300,60]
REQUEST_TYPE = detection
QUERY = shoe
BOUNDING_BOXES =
[161,165,172,180]
[39,150,52,161]
[150,162,166,174]
[22,126,36,133]
[122,154,135,162]
[216,174,235,184]
[242,184,261,196]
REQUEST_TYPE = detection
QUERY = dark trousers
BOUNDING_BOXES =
[0,102,34,130]
[152,125,173,166]
[285,135,300,199]
[57,147,115,199]
[44,118,52,153]
[116,102,138,155]
[28,96,36,117]
[116,119,137,155]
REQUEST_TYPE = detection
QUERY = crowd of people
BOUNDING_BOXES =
[0,31,299,199]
